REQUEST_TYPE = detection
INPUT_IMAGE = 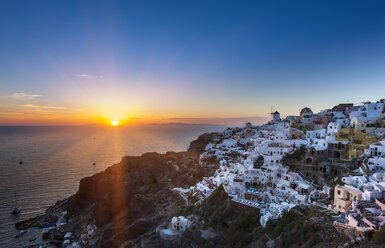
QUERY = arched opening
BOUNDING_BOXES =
[245,182,250,189]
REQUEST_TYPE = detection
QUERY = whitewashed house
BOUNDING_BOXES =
[349,101,385,120]
[273,111,281,123]
[327,119,349,135]
[350,116,379,131]
[367,157,385,172]
[365,141,385,157]
[342,175,368,189]
[171,216,191,231]
[362,183,383,201]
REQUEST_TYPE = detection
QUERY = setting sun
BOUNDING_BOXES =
[111,120,119,126]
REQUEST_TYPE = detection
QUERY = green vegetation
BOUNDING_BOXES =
[373,228,385,244]
[264,206,330,247]
[187,192,200,204]
[190,186,338,248]
[197,186,262,247]
[205,205,330,248]
[208,204,236,226]
[283,145,306,160]
[222,210,262,248]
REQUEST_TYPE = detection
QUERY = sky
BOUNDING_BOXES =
[1,0,385,126]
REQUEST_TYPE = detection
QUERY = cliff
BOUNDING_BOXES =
[66,151,209,247]
[16,132,221,247]
[187,132,221,153]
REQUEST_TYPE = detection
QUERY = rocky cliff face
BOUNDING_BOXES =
[188,132,221,153]
[66,151,208,247]
[16,132,222,247]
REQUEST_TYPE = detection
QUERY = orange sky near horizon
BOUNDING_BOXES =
[0,109,271,126]
[0,89,276,126]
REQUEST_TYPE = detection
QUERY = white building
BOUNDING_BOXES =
[367,157,385,172]
[302,112,317,124]
[300,107,314,124]
[171,216,191,231]
[342,175,368,189]
[349,101,385,120]
[330,111,347,120]
[362,183,383,201]
[273,111,281,123]
[365,141,385,157]
[350,116,380,131]
[327,119,349,135]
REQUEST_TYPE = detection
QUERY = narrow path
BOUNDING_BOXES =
[171,189,189,206]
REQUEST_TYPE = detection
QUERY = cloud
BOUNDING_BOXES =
[75,74,102,79]
[21,104,66,110]
[162,116,270,126]
[0,111,23,116]
[0,92,41,100]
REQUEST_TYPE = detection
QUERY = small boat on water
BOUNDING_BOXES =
[14,229,27,238]
[11,193,21,215]
[11,207,21,215]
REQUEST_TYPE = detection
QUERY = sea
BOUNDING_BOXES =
[0,124,225,247]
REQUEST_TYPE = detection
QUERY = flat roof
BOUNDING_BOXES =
[337,185,363,195]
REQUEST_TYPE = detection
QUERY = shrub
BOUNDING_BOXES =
[374,228,385,244]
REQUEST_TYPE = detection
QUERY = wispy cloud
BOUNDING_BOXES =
[21,104,66,110]
[75,74,102,79]
[162,116,270,126]
[0,92,41,100]
[0,110,23,116]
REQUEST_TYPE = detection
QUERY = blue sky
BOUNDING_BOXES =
[1,0,385,125]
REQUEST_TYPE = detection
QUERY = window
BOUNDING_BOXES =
[337,190,341,195]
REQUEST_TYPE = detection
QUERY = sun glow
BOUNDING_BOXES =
[111,120,120,126]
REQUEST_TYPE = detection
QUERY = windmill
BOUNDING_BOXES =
[267,106,275,120]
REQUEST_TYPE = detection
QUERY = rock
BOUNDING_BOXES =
[188,132,221,153]
[64,152,208,247]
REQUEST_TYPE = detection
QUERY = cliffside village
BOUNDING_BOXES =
[172,99,385,239]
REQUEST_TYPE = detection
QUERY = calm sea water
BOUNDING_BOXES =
[0,124,224,247]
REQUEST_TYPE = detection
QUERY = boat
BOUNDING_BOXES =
[14,229,27,238]
[11,193,21,215]
[11,207,21,215]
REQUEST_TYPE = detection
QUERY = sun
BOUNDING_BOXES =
[111,120,120,126]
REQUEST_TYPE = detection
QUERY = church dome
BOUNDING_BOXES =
[300,107,313,117]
